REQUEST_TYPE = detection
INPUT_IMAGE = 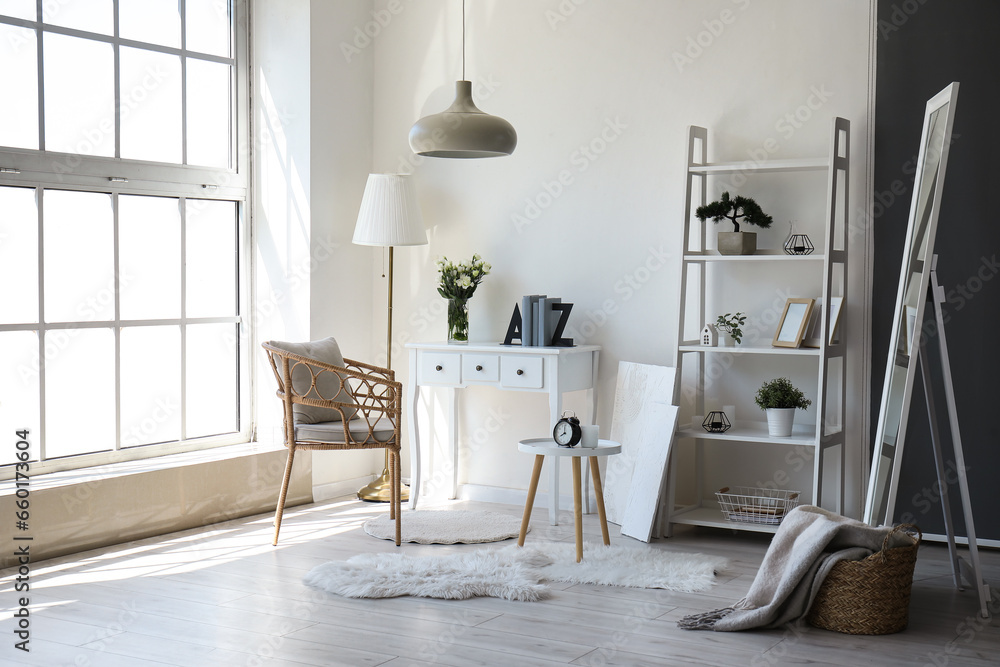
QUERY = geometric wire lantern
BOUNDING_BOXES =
[784,233,815,255]
[702,411,732,433]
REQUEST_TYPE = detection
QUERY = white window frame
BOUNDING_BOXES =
[0,0,253,477]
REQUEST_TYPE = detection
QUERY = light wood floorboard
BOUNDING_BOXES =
[2,496,997,666]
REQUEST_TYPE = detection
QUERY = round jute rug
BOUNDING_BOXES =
[363,510,527,544]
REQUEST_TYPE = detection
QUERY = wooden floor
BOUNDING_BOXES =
[2,497,998,666]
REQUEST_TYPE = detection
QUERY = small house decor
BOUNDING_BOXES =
[700,323,718,347]
[696,191,774,255]
[754,377,812,437]
[702,411,732,433]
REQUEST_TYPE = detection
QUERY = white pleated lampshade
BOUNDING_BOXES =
[352,174,427,247]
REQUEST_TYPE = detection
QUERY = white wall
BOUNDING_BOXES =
[300,0,873,516]
[307,0,382,494]
[254,0,314,440]
[254,0,380,493]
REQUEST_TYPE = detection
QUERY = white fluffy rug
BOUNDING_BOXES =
[304,543,729,601]
[363,510,526,544]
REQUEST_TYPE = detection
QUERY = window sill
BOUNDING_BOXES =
[0,440,287,494]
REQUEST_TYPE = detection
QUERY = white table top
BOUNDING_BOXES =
[518,438,621,457]
[406,341,601,355]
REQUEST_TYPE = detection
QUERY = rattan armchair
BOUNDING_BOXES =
[263,340,402,546]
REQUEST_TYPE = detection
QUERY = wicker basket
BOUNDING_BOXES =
[806,523,921,635]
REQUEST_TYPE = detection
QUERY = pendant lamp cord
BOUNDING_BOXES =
[462,0,466,80]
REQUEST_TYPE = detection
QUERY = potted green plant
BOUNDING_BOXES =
[715,312,747,346]
[754,377,811,437]
[696,191,774,255]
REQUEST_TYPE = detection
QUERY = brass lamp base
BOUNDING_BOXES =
[358,467,410,502]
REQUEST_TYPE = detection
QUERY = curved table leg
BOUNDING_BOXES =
[407,353,421,510]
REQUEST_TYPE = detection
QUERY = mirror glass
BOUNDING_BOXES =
[865,85,959,525]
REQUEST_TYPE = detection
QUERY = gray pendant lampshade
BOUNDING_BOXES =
[408,0,516,158]
[409,81,517,158]
[352,174,427,247]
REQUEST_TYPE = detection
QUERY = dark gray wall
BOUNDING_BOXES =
[873,1,1000,538]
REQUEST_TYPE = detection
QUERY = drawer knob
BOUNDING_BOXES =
[435,365,443,372]
[516,369,524,376]
[476,365,483,371]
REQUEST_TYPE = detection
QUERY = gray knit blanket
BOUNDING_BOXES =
[679,505,906,631]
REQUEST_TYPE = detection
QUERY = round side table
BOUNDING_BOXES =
[516,438,622,563]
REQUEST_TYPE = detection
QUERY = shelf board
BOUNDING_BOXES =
[677,420,818,446]
[688,157,829,174]
[668,505,780,534]
[683,251,826,262]
[678,344,820,356]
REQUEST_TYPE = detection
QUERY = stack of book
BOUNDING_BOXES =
[519,295,572,347]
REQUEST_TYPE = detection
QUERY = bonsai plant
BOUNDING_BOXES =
[715,312,747,345]
[696,191,774,255]
[754,377,811,437]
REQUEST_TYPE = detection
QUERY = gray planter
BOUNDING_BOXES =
[718,231,757,255]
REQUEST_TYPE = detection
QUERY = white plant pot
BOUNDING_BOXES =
[765,408,796,437]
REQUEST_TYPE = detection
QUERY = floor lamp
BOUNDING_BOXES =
[352,173,427,502]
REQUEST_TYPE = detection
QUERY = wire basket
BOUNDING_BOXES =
[715,486,800,525]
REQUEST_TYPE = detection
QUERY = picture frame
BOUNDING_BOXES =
[772,298,815,348]
[802,296,844,347]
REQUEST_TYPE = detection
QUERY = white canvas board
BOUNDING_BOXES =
[621,403,679,542]
[604,361,677,531]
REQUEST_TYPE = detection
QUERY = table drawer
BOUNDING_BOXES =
[417,351,461,385]
[462,353,499,383]
[500,355,544,389]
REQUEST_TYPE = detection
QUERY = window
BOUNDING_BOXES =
[0,1,250,476]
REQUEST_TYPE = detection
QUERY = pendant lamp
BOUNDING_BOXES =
[408,0,517,158]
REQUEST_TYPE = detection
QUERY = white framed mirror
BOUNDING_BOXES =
[864,83,960,526]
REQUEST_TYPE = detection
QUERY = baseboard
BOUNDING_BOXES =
[922,532,1000,549]
[312,475,375,502]
[458,483,599,513]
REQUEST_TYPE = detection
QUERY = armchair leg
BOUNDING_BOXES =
[273,446,296,546]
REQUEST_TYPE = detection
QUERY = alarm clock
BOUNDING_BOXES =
[552,412,582,447]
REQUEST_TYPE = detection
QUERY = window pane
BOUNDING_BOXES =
[187,59,231,168]
[44,327,115,458]
[186,199,237,317]
[0,331,40,466]
[186,323,237,437]
[43,190,115,322]
[120,47,182,163]
[43,33,114,156]
[119,195,180,320]
[119,0,180,48]
[43,0,113,35]
[0,24,38,149]
[186,0,231,57]
[0,0,36,20]
[121,326,180,447]
[0,186,38,324]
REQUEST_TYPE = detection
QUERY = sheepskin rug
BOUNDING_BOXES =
[303,543,729,601]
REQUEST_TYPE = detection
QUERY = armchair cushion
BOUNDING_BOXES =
[295,416,396,444]
[267,337,359,424]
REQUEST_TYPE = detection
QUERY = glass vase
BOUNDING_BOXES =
[447,297,469,344]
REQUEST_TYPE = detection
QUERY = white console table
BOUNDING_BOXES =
[406,342,601,524]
